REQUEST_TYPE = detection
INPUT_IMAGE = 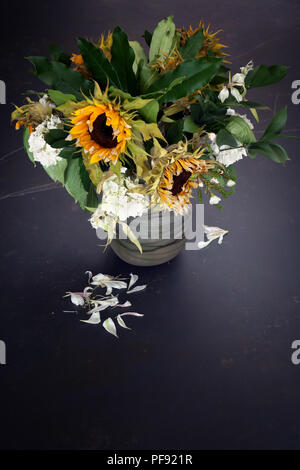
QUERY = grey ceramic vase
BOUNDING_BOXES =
[110,208,191,267]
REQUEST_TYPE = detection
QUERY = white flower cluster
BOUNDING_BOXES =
[90,173,149,235]
[28,114,63,168]
[208,132,248,167]
[208,109,253,167]
[218,60,254,103]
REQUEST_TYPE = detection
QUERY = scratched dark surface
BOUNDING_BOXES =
[0,0,300,450]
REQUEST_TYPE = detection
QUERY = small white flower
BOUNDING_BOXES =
[232,73,245,85]
[210,177,219,184]
[230,87,243,102]
[227,179,236,187]
[218,87,229,103]
[209,195,221,205]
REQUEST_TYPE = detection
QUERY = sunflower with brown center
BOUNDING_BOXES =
[70,102,132,164]
[157,157,213,214]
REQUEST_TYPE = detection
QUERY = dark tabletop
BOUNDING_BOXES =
[0,0,300,451]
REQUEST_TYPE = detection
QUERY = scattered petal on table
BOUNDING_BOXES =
[103,317,118,337]
[128,273,138,290]
[127,285,147,294]
[117,315,131,330]
[80,312,101,324]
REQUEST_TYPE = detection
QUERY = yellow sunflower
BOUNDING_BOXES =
[70,103,132,164]
[157,157,212,214]
[177,21,229,60]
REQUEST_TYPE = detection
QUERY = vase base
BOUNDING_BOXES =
[110,238,186,267]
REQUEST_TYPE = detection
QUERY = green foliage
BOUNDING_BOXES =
[77,38,120,88]
[225,116,256,145]
[166,119,184,144]
[49,44,70,66]
[139,100,159,123]
[245,64,289,88]
[216,129,238,148]
[111,27,137,95]
[149,16,176,61]
[180,28,204,60]
[47,89,76,106]
[27,56,93,99]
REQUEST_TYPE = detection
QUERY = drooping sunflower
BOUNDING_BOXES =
[11,96,54,133]
[70,102,132,164]
[177,21,229,60]
[147,141,214,214]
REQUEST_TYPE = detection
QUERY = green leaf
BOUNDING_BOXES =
[64,157,98,210]
[44,129,71,148]
[149,16,176,61]
[261,107,287,141]
[23,128,35,165]
[166,119,184,144]
[27,56,93,99]
[139,100,159,123]
[225,116,256,145]
[180,28,204,60]
[129,40,147,74]
[111,27,137,94]
[160,59,222,102]
[143,30,153,47]
[245,64,289,88]
[77,38,120,88]
[216,129,238,148]
[49,44,70,66]
[47,89,76,106]
[44,159,68,184]
[248,141,290,164]
[59,147,80,159]
[183,116,200,133]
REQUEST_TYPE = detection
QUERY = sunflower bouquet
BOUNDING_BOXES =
[12,16,290,252]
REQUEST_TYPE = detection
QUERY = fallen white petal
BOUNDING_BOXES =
[128,273,138,290]
[70,293,85,306]
[103,317,118,337]
[127,285,147,294]
[117,300,132,308]
[197,239,214,249]
[80,312,101,324]
[119,312,144,317]
[117,315,131,330]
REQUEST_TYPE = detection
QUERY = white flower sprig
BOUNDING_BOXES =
[218,60,254,103]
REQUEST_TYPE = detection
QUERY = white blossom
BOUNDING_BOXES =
[227,179,236,187]
[209,195,221,205]
[208,132,248,167]
[198,225,229,249]
[28,114,63,168]
[218,87,229,103]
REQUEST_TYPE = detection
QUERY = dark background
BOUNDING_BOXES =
[0,0,300,450]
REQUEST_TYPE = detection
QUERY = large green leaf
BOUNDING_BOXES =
[216,129,238,148]
[245,64,289,88]
[261,107,287,141]
[129,40,147,74]
[111,27,137,94]
[47,89,76,106]
[166,119,184,144]
[49,44,70,66]
[27,56,93,99]
[77,38,120,88]
[44,159,68,184]
[149,16,176,61]
[64,157,98,210]
[160,60,222,102]
[225,116,256,145]
[248,141,290,164]
[180,28,204,60]
[139,100,159,123]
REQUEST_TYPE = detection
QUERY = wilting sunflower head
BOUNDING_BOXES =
[151,49,184,74]
[11,97,53,133]
[148,141,214,214]
[69,100,132,165]
[177,21,229,61]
